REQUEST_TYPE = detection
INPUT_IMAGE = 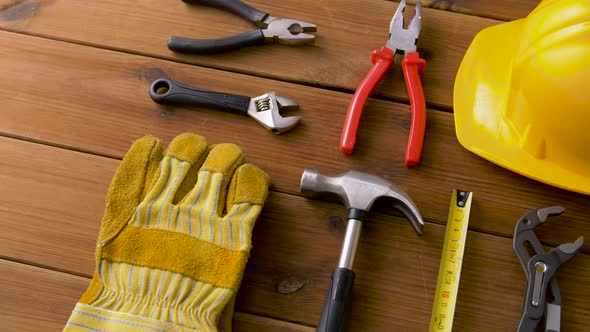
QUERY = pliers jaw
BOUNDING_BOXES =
[513,206,564,264]
[262,17,317,45]
[552,237,585,266]
[514,206,564,241]
[386,0,422,55]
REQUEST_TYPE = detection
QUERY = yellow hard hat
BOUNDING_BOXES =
[454,0,590,195]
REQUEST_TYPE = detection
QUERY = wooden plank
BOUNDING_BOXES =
[401,0,539,21]
[0,0,504,108]
[0,138,589,331]
[0,259,313,332]
[1,32,589,249]
[234,313,314,332]
[0,260,86,331]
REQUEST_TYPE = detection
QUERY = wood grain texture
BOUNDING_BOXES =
[400,0,539,21]
[1,32,589,251]
[1,1,585,332]
[0,260,314,332]
[234,313,314,332]
[0,259,87,331]
[0,0,504,108]
[0,137,589,331]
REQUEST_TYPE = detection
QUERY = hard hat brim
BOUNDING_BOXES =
[453,20,590,195]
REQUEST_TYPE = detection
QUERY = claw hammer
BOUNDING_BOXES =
[300,168,424,331]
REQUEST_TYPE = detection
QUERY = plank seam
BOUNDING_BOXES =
[0,28,453,113]
[0,255,92,279]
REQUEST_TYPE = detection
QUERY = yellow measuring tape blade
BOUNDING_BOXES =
[429,189,473,332]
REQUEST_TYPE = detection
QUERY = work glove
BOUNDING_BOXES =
[64,133,270,332]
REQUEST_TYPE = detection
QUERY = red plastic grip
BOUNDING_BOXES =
[340,47,395,155]
[401,52,426,167]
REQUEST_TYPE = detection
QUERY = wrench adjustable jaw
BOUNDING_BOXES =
[248,92,301,134]
[262,17,317,45]
[513,206,584,332]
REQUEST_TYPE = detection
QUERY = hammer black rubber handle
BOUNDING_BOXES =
[317,267,355,332]
[181,0,267,24]
[149,78,250,115]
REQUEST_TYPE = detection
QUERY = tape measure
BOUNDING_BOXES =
[429,189,473,332]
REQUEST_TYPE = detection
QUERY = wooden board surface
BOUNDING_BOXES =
[0,0,503,108]
[2,0,589,331]
[402,0,539,20]
[1,136,589,331]
[1,31,589,252]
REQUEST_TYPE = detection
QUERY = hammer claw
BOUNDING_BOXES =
[393,199,424,235]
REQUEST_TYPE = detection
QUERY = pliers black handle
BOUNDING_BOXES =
[168,0,316,54]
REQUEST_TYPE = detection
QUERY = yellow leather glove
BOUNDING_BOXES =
[64,133,270,332]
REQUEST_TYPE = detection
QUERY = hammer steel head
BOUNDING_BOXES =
[300,168,424,234]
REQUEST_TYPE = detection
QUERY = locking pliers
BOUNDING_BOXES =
[168,0,316,54]
[513,206,584,332]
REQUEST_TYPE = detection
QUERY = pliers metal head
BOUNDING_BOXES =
[386,0,421,55]
[513,206,584,332]
[260,16,317,45]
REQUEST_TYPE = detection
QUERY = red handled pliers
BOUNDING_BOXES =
[340,0,426,167]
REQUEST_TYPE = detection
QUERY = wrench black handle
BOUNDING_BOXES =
[317,267,355,332]
[168,30,265,54]
[149,78,250,115]
[182,0,267,24]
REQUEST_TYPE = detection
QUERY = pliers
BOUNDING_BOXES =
[340,0,426,167]
[168,0,317,54]
[513,206,584,332]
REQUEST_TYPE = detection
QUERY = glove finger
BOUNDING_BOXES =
[181,143,244,239]
[192,143,245,211]
[98,135,163,245]
[166,133,210,204]
[226,163,270,209]
[142,133,208,206]
[218,163,270,249]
